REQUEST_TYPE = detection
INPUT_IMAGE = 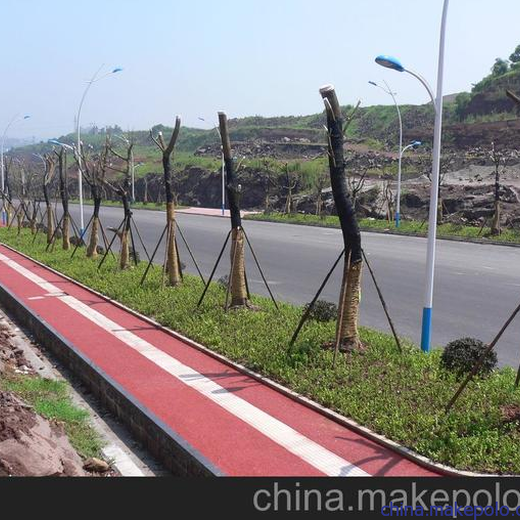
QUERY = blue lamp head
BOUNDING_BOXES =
[112,67,123,73]
[375,55,405,72]
[412,140,422,148]
[48,139,60,146]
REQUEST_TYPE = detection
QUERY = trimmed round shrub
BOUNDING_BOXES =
[441,337,497,376]
[304,300,337,322]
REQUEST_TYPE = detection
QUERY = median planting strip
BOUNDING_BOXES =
[244,212,520,247]
[1,228,520,475]
[0,241,439,476]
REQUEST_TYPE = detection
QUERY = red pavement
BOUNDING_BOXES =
[0,244,441,477]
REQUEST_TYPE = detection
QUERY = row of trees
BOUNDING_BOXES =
[2,86,366,352]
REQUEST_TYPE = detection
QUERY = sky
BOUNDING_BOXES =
[2,0,520,140]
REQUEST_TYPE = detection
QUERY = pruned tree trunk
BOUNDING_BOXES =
[143,177,149,204]
[62,214,70,250]
[46,206,54,244]
[87,191,101,258]
[57,149,70,250]
[43,182,54,244]
[16,212,22,234]
[120,196,131,269]
[320,85,363,352]
[218,111,249,308]
[166,201,181,284]
[153,117,182,286]
[29,203,37,234]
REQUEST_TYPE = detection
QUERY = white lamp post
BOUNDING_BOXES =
[1,114,30,224]
[76,65,122,235]
[369,80,403,227]
[375,0,450,353]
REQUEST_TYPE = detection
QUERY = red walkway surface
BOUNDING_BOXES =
[0,245,440,477]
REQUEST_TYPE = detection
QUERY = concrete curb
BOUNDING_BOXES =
[0,242,508,477]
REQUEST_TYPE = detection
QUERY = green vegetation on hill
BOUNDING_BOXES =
[13,42,520,174]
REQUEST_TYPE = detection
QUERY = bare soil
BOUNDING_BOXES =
[0,320,86,477]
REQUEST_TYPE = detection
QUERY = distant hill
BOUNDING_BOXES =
[13,47,520,162]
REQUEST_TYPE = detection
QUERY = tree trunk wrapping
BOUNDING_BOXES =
[230,227,248,307]
[119,196,131,269]
[46,205,54,244]
[219,112,249,308]
[87,195,101,258]
[166,201,181,285]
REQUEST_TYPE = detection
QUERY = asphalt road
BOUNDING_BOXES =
[65,204,520,366]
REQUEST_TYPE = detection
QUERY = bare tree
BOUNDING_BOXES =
[382,181,394,223]
[261,159,278,214]
[150,117,182,286]
[3,157,14,224]
[320,85,363,353]
[313,167,329,218]
[488,143,517,235]
[347,168,369,214]
[104,138,134,269]
[426,152,454,223]
[55,148,71,250]
[43,154,57,244]
[280,162,299,215]
[76,138,109,256]
[218,111,249,308]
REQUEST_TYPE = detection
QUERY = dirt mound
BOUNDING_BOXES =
[0,323,30,373]
[0,319,86,477]
[0,390,86,476]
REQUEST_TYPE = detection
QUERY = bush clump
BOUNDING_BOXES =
[441,337,498,376]
[304,300,337,322]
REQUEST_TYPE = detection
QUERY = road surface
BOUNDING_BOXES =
[65,204,520,366]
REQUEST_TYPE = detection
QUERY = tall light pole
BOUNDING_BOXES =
[76,65,122,235]
[376,0,450,353]
[368,80,403,227]
[199,116,225,215]
[1,114,30,224]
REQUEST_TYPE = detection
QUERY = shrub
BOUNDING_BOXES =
[304,300,337,322]
[441,337,497,376]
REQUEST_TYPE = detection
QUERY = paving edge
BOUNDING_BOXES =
[0,265,223,477]
[0,242,506,478]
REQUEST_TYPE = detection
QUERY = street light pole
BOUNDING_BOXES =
[76,65,122,236]
[375,0,450,353]
[369,80,403,227]
[1,114,30,225]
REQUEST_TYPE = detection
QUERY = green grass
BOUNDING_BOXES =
[3,228,520,474]
[0,372,103,459]
[245,212,520,245]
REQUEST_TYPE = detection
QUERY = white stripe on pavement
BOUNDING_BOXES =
[0,253,369,477]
